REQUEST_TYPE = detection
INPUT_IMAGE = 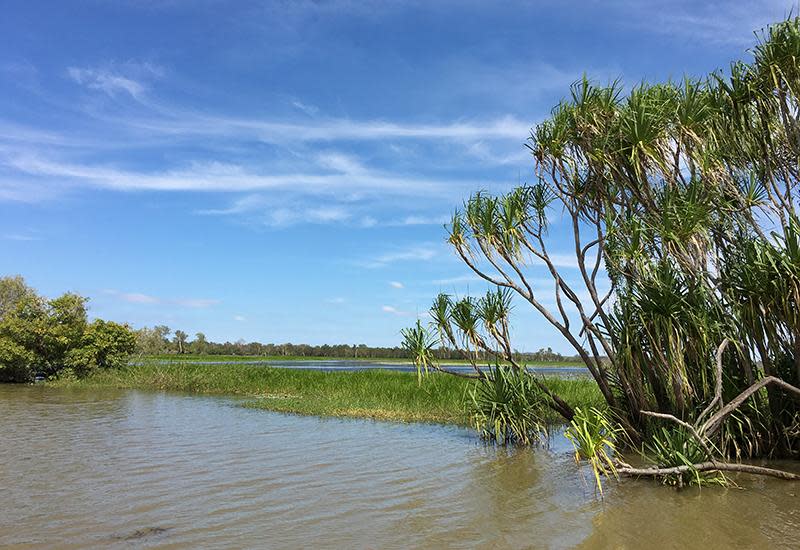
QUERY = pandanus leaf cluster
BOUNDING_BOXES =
[404,17,800,473]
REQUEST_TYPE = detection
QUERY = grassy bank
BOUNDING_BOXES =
[49,362,603,425]
[135,354,586,367]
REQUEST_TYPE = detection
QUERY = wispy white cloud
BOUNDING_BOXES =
[196,194,269,216]
[291,99,319,116]
[2,233,40,241]
[0,73,531,209]
[389,281,404,289]
[111,110,532,144]
[315,151,368,174]
[440,59,585,110]
[4,152,475,198]
[360,244,438,268]
[325,297,346,304]
[233,315,247,321]
[392,214,450,226]
[118,292,160,304]
[265,206,353,227]
[66,62,163,100]
[0,179,62,202]
[1,60,39,83]
[466,140,532,166]
[103,289,220,308]
[0,121,77,147]
[381,305,409,316]
[431,274,483,285]
[68,67,144,98]
[609,0,792,45]
[197,191,452,228]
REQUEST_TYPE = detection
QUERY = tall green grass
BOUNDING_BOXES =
[49,362,603,425]
[135,354,585,367]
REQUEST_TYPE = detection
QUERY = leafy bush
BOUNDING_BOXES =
[66,320,137,375]
[0,276,136,382]
[0,336,35,382]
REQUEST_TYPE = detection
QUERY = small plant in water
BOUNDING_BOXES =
[565,407,622,496]
[644,427,728,488]
[470,367,549,446]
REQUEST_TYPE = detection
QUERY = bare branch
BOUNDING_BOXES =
[618,462,800,481]
[697,338,731,424]
[639,410,719,465]
[702,376,800,437]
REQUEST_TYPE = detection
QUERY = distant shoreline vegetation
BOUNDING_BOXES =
[0,275,583,384]
[134,326,582,363]
[134,354,586,367]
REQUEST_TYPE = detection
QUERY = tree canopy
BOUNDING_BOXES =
[0,276,135,382]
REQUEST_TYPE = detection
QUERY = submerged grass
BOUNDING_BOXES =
[48,362,603,426]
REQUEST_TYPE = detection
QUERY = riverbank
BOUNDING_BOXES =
[48,362,603,425]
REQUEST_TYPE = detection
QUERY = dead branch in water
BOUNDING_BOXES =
[617,462,800,481]
[697,338,731,425]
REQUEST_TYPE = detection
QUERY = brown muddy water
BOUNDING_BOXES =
[1,386,798,549]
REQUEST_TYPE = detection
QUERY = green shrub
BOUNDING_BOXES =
[0,276,135,382]
[0,336,34,383]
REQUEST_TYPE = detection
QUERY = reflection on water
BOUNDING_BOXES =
[0,386,797,549]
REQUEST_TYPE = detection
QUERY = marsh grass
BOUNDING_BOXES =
[49,362,603,425]
[135,354,585,367]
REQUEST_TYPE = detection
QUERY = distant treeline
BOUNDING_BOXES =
[134,325,580,362]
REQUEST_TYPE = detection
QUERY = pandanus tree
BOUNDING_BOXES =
[403,17,800,469]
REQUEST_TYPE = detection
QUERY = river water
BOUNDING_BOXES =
[1,385,797,549]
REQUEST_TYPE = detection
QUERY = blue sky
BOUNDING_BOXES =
[0,1,794,350]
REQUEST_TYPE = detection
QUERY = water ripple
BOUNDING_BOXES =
[1,386,797,549]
